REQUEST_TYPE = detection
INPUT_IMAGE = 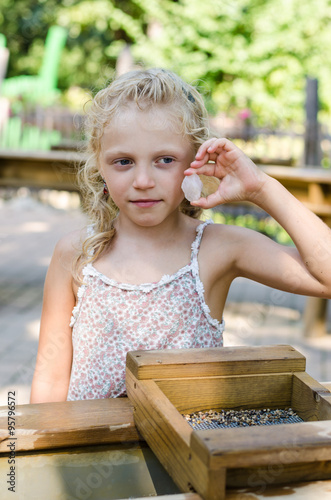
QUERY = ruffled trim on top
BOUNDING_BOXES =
[69,219,224,333]
[190,220,225,334]
[190,219,214,260]
[69,275,88,327]
[81,261,192,292]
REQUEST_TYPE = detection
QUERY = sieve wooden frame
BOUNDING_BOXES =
[126,345,331,500]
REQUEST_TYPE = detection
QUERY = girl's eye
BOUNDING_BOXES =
[158,157,174,165]
[115,159,132,167]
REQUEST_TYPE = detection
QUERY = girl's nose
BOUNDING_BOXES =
[132,165,156,190]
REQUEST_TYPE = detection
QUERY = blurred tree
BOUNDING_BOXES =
[128,0,331,124]
[0,0,60,75]
[1,0,331,125]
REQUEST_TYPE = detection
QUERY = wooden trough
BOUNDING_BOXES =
[126,345,331,500]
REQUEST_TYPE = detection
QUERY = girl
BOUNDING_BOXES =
[30,68,331,403]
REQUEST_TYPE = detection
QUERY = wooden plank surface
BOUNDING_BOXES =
[156,373,293,413]
[0,390,331,498]
[0,149,81,162]
[226,480,331,499]
[261,166,331,221]
[261,166,331,184]
[107,481,331,499]
[134,496,202,500]
[0,398,140,453]
[0,149,81,190]
[227,461,331,489]
[292,372,331,421]
[126,368,226,500]
[126,345,306,381]
[190,420,331,469]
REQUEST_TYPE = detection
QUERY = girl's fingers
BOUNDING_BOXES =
[195,138,218,159]
[191,151,219,167]
[195,137,229,160]
[206,137,231,154]
[184,162,217,177]
[187,150,220,176]
[191,190,224,209]
[186,157,206,170]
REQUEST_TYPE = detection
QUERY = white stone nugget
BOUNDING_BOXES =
[181,174,203,202]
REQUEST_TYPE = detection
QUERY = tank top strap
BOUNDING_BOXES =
[190,219,214,263]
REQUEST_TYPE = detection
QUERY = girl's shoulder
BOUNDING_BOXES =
[48,228,89,295]
[203,219,263,242]
[52,227,87,266]
[202,219,245,242]
[200,220,263,262]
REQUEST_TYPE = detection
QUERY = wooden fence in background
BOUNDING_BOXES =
[0,105,85,151]
[0,77,330,168]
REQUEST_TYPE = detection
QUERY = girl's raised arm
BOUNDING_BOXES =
[30,233,78,403]
[186,138,331,298]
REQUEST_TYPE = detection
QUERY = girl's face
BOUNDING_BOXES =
[99,103,195,228]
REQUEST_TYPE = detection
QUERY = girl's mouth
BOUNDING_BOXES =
[130,199,161,208]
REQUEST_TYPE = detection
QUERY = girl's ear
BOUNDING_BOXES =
[103,179,109,195]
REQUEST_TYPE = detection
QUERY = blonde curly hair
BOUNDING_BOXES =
[74,68,217,281]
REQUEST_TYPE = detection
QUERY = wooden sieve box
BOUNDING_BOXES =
[126,344,331,500]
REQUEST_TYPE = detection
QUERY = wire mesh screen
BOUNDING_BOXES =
[184,408,304,430]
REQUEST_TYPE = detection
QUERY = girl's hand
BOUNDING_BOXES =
[184,138,267,208]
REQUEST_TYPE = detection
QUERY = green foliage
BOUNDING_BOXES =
[204,209,293,246]
[2,0,331,124]
[0,116,61,150]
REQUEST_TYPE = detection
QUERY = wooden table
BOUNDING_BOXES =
[0,149,81,191]
[261,166,331,224]
[0,398,180,499]
[1,388,331,499]
[261,166,331,337]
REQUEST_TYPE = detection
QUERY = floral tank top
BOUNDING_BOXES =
[67,220,224,400]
